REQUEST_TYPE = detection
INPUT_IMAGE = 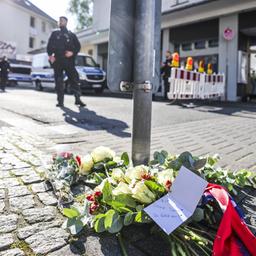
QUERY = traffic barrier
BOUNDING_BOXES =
[168,68,225,100]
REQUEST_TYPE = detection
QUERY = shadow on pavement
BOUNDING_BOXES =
[61,106,131,138]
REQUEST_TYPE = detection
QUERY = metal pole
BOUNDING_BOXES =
[132,0,162,165]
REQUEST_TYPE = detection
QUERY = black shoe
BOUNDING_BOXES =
[56,103,64,107]
[75,99,86,107]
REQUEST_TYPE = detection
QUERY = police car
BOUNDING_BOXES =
[8,63,32,86]
[31,53,106,94]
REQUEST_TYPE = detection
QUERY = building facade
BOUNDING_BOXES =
[0,0,57,60]
[77,0,256,101]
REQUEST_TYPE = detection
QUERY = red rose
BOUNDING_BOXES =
[94,191,102,198]
[76,155,82,166]
[89,202,99,215]
[86,194,95,201]
[165,180,172,191]
[141,174,152,180]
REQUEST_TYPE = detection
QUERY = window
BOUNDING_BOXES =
[194,40,206,49]
[181,43,192,51]
[75,55,97,67]
[30,16,35,27]
[40,40,46,45]
[42,21,46,32]
[208,39,219,48]
[29,37,35,48]
[88,49,93,56]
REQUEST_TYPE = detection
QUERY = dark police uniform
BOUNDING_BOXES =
[47,27,83,106]
[161,57,172,99]
[0,59,10,92]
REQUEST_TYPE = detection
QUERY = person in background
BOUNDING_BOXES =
[161,50,172,99]
[0,56,11,92]
[47,16,85,107]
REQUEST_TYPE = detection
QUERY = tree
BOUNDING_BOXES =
[68,0,93,30]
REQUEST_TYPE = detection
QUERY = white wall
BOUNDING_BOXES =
[92,0,111,31]
[0,0,56,56]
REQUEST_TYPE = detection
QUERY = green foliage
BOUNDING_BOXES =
[144,180,166,195]
[94,214,106,233]
[63,207,80,218]
[102,180,113,203]
[68,0,93,30]
[124,212,135,226]
[135,211,151,223]
[121,152,129,166]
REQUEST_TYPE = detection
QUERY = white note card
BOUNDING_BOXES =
[144,166,208,235]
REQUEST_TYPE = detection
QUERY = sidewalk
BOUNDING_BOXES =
[0,127,255,256]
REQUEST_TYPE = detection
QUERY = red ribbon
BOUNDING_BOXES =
[205,184,256,256]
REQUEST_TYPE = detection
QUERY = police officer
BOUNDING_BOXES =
[47,16,85,107]
[0,56,11,92]
[161,50,172,99]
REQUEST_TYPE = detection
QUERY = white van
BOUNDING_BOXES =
[31,53,106,94]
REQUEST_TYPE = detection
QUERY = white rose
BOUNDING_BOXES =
[79,154,94,175]
[125,165,149,181]
[111,168,125,182]
[91,146,116,163]
[132,181,155,204]
[112,182,132,196]
[157,169,174,187]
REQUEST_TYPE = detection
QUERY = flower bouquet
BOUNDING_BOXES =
[47,147,256,255]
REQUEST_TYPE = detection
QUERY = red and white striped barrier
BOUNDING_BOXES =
[168,68,225,100]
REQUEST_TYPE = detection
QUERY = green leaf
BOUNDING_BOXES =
[121,152,129,166]
[194,159,207,170]
[153,151,160,160]
[106,161,117,168]
[144,180,165,194]
[157,153,166,165]
[161,150,168,158]
[124,212,135,226]
[93,163,105,172]
[94,215,106,233]
[104,209,123,233]
[135,211,151,223]
[69,218,84,235]
[168,159,181,170]
[102,180,113,203]
[104,209,116,228]
[62,207,80,218]
[114,194,137,208]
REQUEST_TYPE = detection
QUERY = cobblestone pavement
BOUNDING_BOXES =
[0,126,256,256]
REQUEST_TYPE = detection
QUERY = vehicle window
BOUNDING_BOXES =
[32,54,50,68]
[85,56,97,67]
[75,55,97,67]
[10,67,31,74]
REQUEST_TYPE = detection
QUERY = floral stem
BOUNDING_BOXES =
[117,232,128,256]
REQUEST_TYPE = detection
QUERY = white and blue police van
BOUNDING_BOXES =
[8,63,32,86]
[31,53,106,94]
